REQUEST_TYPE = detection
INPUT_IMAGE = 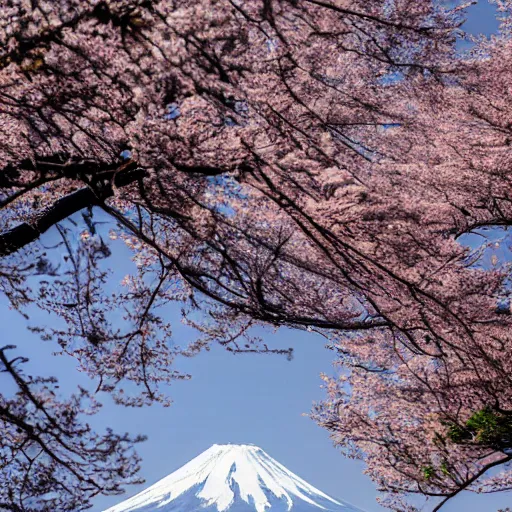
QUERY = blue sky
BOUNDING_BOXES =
[460,0,499,39]
[2,2,512,512]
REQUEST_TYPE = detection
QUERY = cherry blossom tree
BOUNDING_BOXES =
[2,0,512,510]
[0,345,144,512]
[312,2,512,510]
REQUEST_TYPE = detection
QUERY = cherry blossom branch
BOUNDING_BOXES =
[431,455,512,512]
[0,345,145,511]
[0,162,144,257]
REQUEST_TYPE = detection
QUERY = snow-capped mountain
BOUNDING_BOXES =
[104,444,364,512]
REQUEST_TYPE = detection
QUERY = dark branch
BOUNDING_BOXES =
[432,454,512,512]
[0,163,145,257]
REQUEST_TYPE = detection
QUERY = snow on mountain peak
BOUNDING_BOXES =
[104,444,364,512]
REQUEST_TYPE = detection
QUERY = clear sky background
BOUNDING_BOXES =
[2,2,512,512]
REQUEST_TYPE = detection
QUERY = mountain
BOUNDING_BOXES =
[104,444,365,512]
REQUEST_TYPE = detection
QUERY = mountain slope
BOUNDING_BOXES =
[104,444,364,512]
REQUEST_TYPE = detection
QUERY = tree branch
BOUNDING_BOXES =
[0,163,145,257]
[432,455,512,512]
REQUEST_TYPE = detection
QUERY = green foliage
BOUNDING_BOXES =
[446,423,467,444]
[466,408,500,444]
[446,407,512,449]
[440,462,450,477]
[422,461,451,481]
[422,466,435,480]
